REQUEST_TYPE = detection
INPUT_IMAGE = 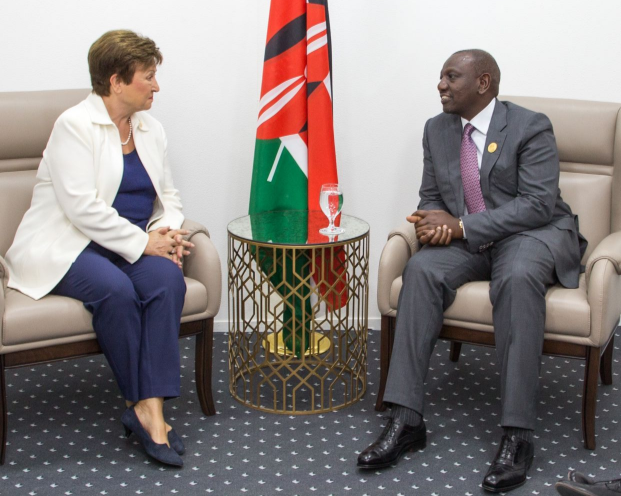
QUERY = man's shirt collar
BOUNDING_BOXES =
[461,98,496,136]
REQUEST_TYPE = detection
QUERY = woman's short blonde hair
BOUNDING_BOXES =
[88,30,163,96]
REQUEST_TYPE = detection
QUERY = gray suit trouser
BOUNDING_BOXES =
[383,234,556,430]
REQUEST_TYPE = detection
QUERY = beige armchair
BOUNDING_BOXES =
[0,89,222,464]
[376,96,621,450]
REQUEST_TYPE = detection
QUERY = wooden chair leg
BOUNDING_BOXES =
[600,334,614,386]
[0,355,6,465]
[195,318,216,416]
[582,346,600,450]
[449,342,462,362]
[375,315,395,411]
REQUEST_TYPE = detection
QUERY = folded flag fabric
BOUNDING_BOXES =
[249,0,345,356]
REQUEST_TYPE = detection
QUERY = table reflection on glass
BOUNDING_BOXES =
[227,210,369,414]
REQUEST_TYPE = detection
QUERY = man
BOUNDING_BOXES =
[556,471,621,495]
[357,49,586,493]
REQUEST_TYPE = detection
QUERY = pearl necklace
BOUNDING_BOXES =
[121,117,133,146]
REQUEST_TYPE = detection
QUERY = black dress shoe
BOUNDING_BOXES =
[357,417,426,469]
[482,435,534,493]
[568,471,597,484]
[555,471,621,496]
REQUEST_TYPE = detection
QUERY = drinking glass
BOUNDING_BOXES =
[319,183,344,235]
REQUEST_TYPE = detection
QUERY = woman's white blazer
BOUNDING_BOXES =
[5,93,184,300]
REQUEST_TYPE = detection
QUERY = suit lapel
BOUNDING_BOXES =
[479,101,507,200]
[443,116,464,216]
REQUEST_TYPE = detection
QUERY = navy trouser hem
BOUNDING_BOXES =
[125,387,181,403]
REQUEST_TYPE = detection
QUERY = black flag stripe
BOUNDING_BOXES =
[264,14,306,62]
[307,81,321,96]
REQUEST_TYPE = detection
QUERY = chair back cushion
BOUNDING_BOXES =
[501,96,621,261]
[0,89,90,256]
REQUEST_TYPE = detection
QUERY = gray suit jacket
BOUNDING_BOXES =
[418,99,587,288]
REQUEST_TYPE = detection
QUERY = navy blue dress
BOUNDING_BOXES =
[112,149,156,231]
[52,149,186,402]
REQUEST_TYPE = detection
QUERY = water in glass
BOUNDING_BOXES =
[319,183,344,235]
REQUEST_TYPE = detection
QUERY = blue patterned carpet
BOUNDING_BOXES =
[2,329,620,496]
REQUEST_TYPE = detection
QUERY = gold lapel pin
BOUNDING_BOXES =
[488,142,498,153]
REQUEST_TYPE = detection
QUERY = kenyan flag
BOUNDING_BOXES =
[249,0,345,356]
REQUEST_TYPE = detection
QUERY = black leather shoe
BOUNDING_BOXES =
[357,417,426,469]
[568,471,597,484]
[555,471,621,495]
[482,435,534,493]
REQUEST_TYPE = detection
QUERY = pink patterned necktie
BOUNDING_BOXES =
[460,123,486,214]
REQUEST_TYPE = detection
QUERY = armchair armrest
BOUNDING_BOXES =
[585,231,621,282]
[0,254,8,292]
[181,218,222,318]
[377,222,420,316]
[585,231,621,347]
[388,222,419,257]
[181,218,210,240]
[0,255,6,339]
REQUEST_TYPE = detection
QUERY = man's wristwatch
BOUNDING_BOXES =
[459,218,465,238]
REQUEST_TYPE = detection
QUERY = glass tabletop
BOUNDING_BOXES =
[227,210,369,246]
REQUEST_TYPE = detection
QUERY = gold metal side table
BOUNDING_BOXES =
[227,210,369,414]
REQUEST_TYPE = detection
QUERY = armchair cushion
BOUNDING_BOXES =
[389,275,590,338]
[2,277,207,348]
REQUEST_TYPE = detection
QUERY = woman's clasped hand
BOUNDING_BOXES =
[145,227,195,269]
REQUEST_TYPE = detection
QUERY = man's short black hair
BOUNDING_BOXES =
[452,49,501,97]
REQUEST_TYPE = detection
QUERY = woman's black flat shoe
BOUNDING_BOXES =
[168,429,185,455]
[121,406,183,467]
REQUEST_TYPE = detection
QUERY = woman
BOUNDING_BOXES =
[5,30,193,467]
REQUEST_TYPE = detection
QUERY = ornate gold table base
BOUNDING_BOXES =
[228,217,369,415]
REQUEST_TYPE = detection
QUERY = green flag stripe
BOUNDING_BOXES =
[250,138,308,214]
[249,137,312,356]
